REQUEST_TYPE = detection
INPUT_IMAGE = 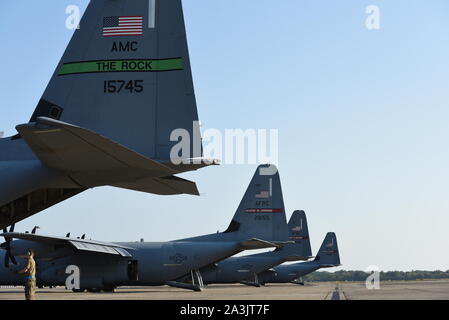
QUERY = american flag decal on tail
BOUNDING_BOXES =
[255,191,270,199]
[103,16,144,37]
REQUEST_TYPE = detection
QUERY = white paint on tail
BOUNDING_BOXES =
[148,0,156,28]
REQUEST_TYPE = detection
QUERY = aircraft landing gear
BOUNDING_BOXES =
[166,269,205,292]
[240,273,262,288]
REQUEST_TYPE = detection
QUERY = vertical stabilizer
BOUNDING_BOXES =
[315,232,341,266]
[222,165,288,242]
[287,210,312,257]
[30,0,201,160]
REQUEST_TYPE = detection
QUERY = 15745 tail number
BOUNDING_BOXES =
[103,80,144,93]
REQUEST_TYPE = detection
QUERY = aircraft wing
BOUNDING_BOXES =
[2,232,133,257]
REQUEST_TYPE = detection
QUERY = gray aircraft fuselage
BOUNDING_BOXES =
[199,210,312,285]
[117,241,243,286]
[200,250,300,285]
[0,240,242,288]
[0,139,81,205]
[258,261,322,284]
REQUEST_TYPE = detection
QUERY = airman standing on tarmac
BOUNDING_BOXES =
[16,250,36,300]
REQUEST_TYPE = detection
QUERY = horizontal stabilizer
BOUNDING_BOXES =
[16,117,177,186]
[2,232,132,257]
[239,238,291,250]
[113,175,199,196]
[283,254,311,262]
[320,264,342,268]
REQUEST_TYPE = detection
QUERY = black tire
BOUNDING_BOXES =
[102,287,116,293]
[72,288,86,293]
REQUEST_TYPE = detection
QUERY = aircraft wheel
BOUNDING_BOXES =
[103,287,116,293]
[72,288,86,293]
[87,288,102,293]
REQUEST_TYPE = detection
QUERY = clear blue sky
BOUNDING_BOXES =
[1,0,448,271]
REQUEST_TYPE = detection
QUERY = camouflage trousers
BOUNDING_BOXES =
[24,279,36,300]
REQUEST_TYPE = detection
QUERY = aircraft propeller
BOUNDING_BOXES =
[1,224,17,268]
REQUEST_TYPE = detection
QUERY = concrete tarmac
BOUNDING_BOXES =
[341,280,449,300]
[0,280,448,300]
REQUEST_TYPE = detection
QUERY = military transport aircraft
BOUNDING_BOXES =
[257,232,341,285]
[0,165,289,292]
[198,210,314,287]
[0,0,217,229]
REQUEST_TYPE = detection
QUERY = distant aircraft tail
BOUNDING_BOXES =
[29,0,201,162]
[223,164,288,244]
[288,210,312,257]
[183,165,289,246]
[314,232,341,267]
[272,210,313,260]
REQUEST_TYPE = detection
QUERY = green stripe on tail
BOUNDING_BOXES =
[58,58,184,75]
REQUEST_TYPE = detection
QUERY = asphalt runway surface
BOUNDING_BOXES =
[0,280,448,300]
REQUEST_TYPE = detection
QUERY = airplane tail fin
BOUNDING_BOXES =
[29,0,201,161]
[288,210,312,257]
[273,210,313,261]
[180,165,289,244]
[314,232,341,267]
[222,165,288,242]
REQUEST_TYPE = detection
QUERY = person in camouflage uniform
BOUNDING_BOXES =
[16,250,36,300]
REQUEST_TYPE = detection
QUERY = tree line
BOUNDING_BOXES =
[303,270,449,282]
